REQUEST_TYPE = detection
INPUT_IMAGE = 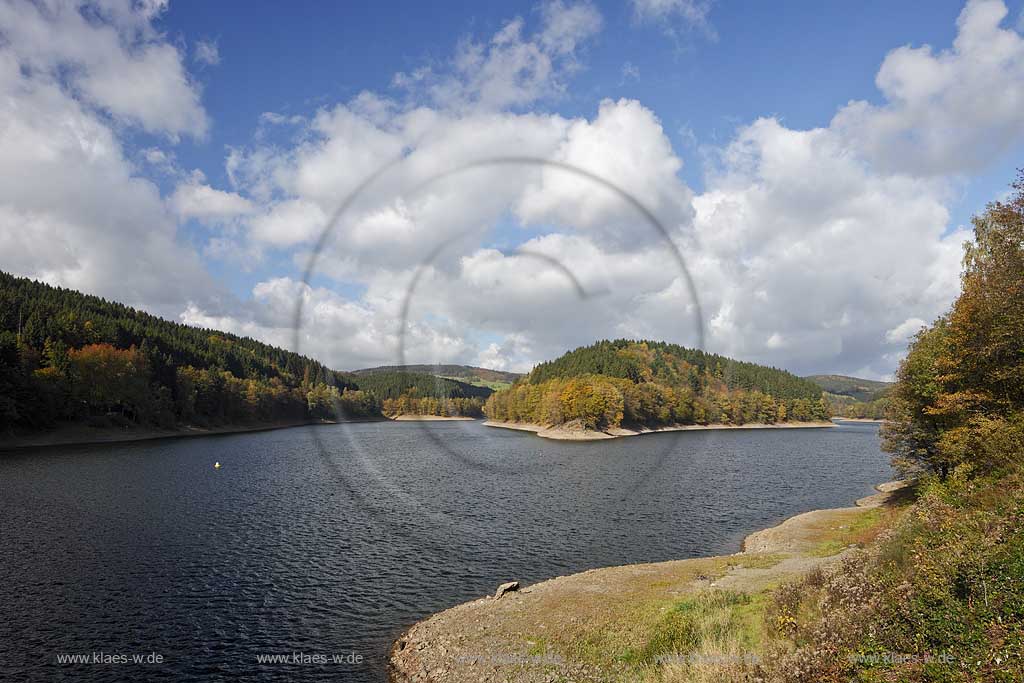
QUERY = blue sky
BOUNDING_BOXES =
[3,0,1024,377]
[159,0,1017,190]
[157,0,1021,295]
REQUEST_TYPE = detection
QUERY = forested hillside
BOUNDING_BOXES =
[825,393,890,419]
[529,339,823,399]
[805,374,891,402]
[0,272,509,435]
[0,272,386,432]
[485,339,830,430]
[351,369,493,399]
[805,375,892,419]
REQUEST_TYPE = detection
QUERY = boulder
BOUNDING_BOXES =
[493,581,520,600]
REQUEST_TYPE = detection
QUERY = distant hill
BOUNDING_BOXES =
[353,364,520,390]
[486,339,830,431]
[347,368,491,418]
[348,370,494,400]
[805,374,892,402]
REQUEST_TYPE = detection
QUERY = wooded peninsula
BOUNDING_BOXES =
[483,340,832,435]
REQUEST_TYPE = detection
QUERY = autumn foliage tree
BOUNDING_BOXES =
[883,171,1024,476]
[68,344,149,417]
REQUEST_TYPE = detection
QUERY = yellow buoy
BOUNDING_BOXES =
[214,462,221,469]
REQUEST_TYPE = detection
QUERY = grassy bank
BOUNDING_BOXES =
[639,467,1023,682]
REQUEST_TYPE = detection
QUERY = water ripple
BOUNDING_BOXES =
[0,420,891,682]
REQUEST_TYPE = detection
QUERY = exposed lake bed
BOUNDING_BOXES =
[1,420,891,682]
[483,418,837,440]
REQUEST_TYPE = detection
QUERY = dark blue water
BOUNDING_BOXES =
[0,420,890,681]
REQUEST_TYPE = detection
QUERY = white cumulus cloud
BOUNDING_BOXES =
[0,0,218,315]
[171,172,255,223]
[832,0,1024,176]
[0,0,209,138]
[885,317,929,343]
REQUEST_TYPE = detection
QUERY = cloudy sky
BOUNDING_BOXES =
[2,0,1024,378]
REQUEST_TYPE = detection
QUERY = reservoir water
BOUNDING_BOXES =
[0,420,891,681]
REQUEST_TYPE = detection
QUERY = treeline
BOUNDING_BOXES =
[485,341,829,430]
[0,272,487,432]
[354,370,489,417]
[805,374,892,402]
[354,364,520,386]
[381,394,484,418]
[826,394,890,420]
[1,335,331,430]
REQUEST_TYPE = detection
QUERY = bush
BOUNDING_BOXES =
[764,465,1024,682]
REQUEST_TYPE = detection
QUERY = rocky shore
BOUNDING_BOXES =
[483,419,837,441]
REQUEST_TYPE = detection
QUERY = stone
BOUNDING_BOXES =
[493,581,520,600]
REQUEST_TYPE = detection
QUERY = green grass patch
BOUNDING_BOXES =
[525,636,548,656]
[727,553,785,569]
[809,508,888,557]
[622,591,766,665]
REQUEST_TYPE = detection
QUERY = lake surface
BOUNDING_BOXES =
[1,420,891,681]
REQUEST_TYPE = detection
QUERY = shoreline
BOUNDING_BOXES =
[389,479,910,682]
[0,413,479,451]
[390,415,478,421]
[0,417,388,452]
[483,419,837,441]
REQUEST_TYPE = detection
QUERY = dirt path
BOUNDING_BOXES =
[389,481,909,683]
